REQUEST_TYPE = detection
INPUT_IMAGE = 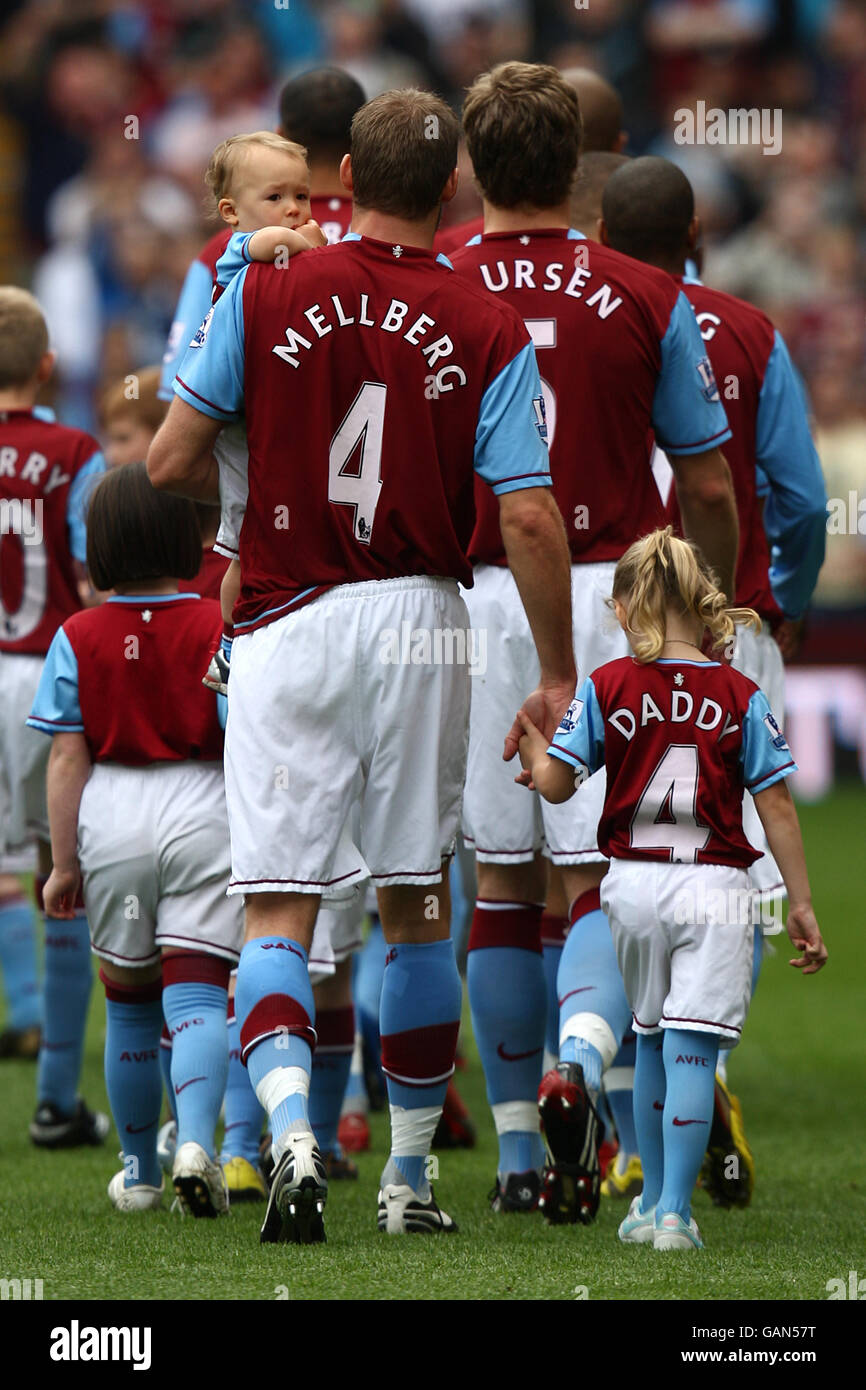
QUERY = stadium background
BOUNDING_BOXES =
[0,0,863,1305]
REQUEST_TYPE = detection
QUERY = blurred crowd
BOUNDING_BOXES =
[0,0,863,613]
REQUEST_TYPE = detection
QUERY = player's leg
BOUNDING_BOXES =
[541,867,569,1073]
[100,958,165,1211]
[462,565,548,1209]
[653,866,754,1250]
[377,873,462,1233]
[468,856,547,1210]
[31,837,107,1147]
[310,955,358,1178]
[601,1033,643,1200]
[220,971,267,1201]
[0,871,41,1056]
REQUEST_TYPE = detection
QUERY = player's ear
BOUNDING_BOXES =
[218,196,240,228]
[340,153,354,196]
[440,167,459,204]
[687,214,701,253]
[598,218,611,248]
[36,349,56,385]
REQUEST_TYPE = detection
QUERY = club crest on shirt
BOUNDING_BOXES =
[763,711,788,751]
[558,697,583,734]
[695,354,720,403]
[189,307,214,349]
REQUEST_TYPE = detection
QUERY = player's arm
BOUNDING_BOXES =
[755,331,827,620]
[247,223,327,261]
[670,446,739,601]
[499,485,577,743]
[147,398,222,501]
[654,291,738,599]
[43,733,92,918]
[753,779,826,974]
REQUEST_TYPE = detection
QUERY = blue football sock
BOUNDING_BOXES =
[467,902,546,1177]
[309,1005,354,1156]
[159,1025,176,1122]
[557,891,632,1098]
[659,1028,719,1222]
[163,981,229,1157]
[38,914,92,1113]
[354,916,386,1082]
[220,1003,264,1164]
[633,1032,666,1212]
[542,938,564,1060]
[236,937,315,1149]
[0,896,41,1030]
[103,985,163,1189]
[380,938,461,1197]
[605,1034,638,1155]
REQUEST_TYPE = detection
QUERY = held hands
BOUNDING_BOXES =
[503,681,575,764]
[512,710,549,790]
[43,865,81,919]
[785,903,828,975]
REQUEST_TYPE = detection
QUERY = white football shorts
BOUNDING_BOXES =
[308,897,365,986]
[78,762,243,966]
[462,561,628,865]
[0,651,49,866]
[601,858,755,1048]
[224,576,470,896]
[731,621,786,902]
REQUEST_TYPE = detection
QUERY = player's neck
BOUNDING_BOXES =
[482,200,572,234]
[309,165,348,199]
[350,206,439,250]
[114,581,179,597]
[0,387,38,412]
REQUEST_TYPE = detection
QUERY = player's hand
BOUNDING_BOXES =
[775,616,805,662]
[785,902,827,974]
[43,865,81,919]
[503,680,575,763]
[295,219,327,249]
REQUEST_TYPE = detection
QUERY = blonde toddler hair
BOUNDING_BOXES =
[204,131,309,214]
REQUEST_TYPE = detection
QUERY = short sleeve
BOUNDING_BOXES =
[66,450,106,564]
[739,689,798,792]
[547,677,606,780]
[652,292,732,455]
[173,267,248,422]
[27,628,83,735]
[474,341,552,495]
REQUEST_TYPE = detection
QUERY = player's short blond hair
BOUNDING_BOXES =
[0,287,49,389]
[205,131,309,211]
[100,366,166,432]
[612,527,760,663]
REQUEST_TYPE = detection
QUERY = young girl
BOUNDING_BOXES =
[28,462,243,1217]
[515,527,827,1251]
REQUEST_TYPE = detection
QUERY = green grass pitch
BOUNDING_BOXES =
[1,785,863,1302]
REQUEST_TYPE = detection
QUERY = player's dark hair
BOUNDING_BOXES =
[279,67,366,164]
[86,462,202,592]
[602,156,694,263]
[463,63,582,210]
[612,527,759,663]
[350,88,459,220]
[560,67,624,154]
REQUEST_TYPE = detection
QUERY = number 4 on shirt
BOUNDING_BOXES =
[329,381,386,545]
[629,744,711,863]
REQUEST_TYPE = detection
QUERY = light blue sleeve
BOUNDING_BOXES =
[26,628,83,735]
[546,677,605,780]
[66,450,106,563]
[215,232,255,288]
[159,257,215,401]
[739,689,798,793]
[652,292,732,455]
[474,341,552,495]
[173,267,247,422]
[756,331,827,618]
